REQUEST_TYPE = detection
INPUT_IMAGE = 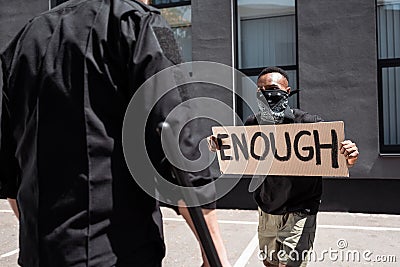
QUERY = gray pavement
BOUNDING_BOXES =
[1,199,399,266]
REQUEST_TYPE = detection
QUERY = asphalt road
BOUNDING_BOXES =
[1,200,399,266]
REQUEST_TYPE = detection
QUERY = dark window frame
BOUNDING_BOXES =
[376,0,400,153]
[234,0,299,120]
[151,0,190,9]
[377,58,400,153]
[50,0,67,7]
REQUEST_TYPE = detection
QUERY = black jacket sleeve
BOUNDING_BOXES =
[122,8,214,204]
[0,54,20,199]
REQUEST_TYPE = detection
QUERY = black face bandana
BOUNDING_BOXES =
[256,89,289,124]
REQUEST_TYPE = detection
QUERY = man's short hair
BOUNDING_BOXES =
[257,66,289,84]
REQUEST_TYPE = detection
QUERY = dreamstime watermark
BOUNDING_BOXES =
[257,238,397,264]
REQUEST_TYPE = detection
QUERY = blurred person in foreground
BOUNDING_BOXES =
[1,0,185,266]
[0,0,231,266]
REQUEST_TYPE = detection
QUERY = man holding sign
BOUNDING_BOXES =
[209,67,359,267]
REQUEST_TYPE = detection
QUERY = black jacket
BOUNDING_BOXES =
[245,108,324,215]
[0,0,191,266]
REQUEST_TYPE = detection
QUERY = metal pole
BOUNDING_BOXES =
[159,122,222,267]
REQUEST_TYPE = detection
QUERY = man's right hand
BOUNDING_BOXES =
[207,136,220,152]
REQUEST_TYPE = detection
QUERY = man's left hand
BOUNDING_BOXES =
[340,140,359,167]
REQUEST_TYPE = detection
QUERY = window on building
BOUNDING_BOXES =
[377,0,400,153]
[236,0,297,121]
[158,5,192,62]
[151,1,192,62]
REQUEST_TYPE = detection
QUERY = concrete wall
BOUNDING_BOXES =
[0,0,48,121]
[190,0,234,177]
[191,0,234,106]
[297,0,400,179]
[192,0,232,66]
[0,0,48,52]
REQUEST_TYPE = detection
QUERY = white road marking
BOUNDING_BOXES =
[233,234,259,267]
[164,217,400,231]
[318,224,400,232]
[0,248,19,258]
[163,218,185,222]
[319,212,400,218]
[0,210,13,213]
[163,217,258,225]
[217,220,258,225]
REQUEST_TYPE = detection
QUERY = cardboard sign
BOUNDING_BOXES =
[212,122,348,177]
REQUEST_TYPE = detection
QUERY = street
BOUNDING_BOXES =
[1,200,399,266]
